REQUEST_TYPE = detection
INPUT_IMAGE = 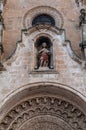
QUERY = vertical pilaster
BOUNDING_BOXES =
[82,24,86,59]
[0,1,5,71]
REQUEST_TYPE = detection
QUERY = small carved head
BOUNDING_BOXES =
[42,42,47,48]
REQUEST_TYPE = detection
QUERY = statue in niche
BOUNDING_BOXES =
[38,42,50,67]
[34,37,54,70]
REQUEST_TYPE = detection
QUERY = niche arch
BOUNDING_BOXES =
[0,82,86,130]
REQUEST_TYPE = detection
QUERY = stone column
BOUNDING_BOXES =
[82,24,86,59]
[0,1,4,70]
[49,46,54,69]
[0,1,3,46]
[34,48,38,69]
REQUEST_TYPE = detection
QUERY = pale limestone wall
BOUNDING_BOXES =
[0,24,86,109]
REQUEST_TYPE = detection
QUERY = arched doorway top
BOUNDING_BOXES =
[0,82,86,130]
[0,82,86,117]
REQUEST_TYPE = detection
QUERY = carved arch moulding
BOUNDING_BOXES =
[0,83,86,130]
[23,6,64,29]
[0,96,86,130]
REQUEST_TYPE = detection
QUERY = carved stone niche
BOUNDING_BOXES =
[23,24,64,73]
[0,96,86,130]
[34,36,54,70]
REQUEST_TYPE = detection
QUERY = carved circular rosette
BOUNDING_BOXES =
[0,96,86,130]
[23,6,64,29]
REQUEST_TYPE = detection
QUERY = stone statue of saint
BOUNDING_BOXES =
[34,41,54,70]
[38,42,50,67]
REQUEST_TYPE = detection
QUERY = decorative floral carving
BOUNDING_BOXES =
[0,96,86,130]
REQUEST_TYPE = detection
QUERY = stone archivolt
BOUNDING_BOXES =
[23,6,64,29]
[0,96,86,130]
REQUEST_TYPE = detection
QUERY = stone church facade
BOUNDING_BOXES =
[0,0,86,130]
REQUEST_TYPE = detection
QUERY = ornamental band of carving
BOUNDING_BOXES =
[0,96,86,130]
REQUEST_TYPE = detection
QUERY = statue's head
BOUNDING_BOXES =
[42,42,47,48]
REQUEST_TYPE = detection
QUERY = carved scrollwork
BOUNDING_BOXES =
[0,96,86,130]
